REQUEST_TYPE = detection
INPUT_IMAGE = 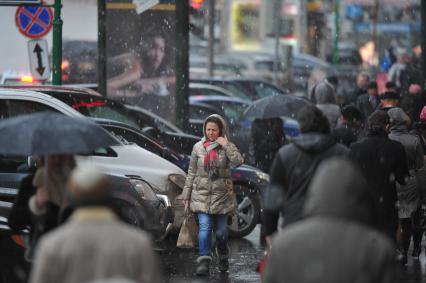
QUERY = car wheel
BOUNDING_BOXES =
[227,184,260,238]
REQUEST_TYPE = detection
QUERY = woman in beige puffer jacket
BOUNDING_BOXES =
[183,114,243,276]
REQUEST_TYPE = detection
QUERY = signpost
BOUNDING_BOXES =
[2,0,62,85]
[15,6,53,39]
[0,0,41,4]
[28,39,50,80]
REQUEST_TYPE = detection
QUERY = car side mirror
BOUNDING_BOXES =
[27,156,37,169]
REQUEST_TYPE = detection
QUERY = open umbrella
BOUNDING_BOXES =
[243,95,311,119]
[0,112,119,155]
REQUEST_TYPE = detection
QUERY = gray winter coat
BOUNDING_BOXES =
[388,107,424,218]
[29,208,161,283]
[183,114,244,215]
[263,158,396,283]
[311,81,341,128]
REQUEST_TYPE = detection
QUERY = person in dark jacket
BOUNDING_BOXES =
[346,72,370,104]
[8,155,75,262]
[401,84,425,124]
[356,81,380,121]
[388,107,424,263]
[350,110,409,243]
[251,117,286,173]
[332,105,364,147]
[262,105,348,241]
[263,158,396,283]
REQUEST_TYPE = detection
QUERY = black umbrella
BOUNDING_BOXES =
[243,95,311,119]
[0,112,119,155]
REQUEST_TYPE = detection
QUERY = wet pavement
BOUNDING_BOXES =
[159,224,426,283]
[159,225,264,283]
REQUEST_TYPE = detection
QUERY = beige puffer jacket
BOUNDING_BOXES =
[183,114,244,215]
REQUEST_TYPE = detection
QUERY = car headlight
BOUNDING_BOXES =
[129,178,158,201]
[255,171,270,182]
[168,174,186,190]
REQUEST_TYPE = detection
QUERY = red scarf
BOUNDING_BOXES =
[203,140,219,171]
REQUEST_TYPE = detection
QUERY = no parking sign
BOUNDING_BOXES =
[15,6,53,39]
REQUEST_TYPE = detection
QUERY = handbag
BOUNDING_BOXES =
[176,209,198,248]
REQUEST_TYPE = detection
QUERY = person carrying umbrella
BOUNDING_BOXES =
[2,112,118,262]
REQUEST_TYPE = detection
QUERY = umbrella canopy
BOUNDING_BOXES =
[0,112,119,155]
[243,95,311,119]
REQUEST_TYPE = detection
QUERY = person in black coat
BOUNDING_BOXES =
[262,105,348,244]
[332,105,365,147]
[251,117,286,173]
[356,81,380,121]
[349,110,409,243]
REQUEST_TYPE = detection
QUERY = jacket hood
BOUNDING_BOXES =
[312,81,336,104]
[202,114,228,139]
[388,107,411,132]
[292,133,336,153]
[303,157,373,225]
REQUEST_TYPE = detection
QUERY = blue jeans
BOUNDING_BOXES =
[197,213,228,257]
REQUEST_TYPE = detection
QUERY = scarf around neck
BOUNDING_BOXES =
[203,139,220,179]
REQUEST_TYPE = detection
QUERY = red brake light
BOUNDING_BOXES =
[72,100,107,109]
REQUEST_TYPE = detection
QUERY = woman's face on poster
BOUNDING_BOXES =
[147,36,166,70]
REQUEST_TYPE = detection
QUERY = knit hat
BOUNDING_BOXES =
[380,91,400,100]
[409,84,421,95]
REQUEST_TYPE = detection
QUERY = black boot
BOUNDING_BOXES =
[218,254,229,272]
[412,245,421,258]
[196,256,211,276]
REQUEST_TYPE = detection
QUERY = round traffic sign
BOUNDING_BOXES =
[15,6,53,39]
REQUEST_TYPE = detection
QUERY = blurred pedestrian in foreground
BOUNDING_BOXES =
[310,81,341,128]
[8,154,76,260]
[388,108,424,264]
[29,165,161,283]
[350,110,409,243]
[332,105,365,147]
[262,105,348,243]
[263,158,396,283]
[411,106,426,257]
[183,114,243,276]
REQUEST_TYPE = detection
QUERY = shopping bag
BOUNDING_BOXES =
[177,209,198,248]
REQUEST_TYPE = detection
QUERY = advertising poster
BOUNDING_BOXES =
[106,0,177,122]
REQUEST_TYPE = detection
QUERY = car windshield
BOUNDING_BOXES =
[233,81,283,99]
[43,91,143,130]
[207,101,250,121]
[214,82,252,101]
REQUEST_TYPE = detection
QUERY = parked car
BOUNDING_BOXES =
[191,77,289,100]
[189,55,244,78]
[95,118,269,238]
[189,95,250,137]
[2,86,267,238]
[190,82,252,101]
[0,87,183,234]
[123,104,199,155]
